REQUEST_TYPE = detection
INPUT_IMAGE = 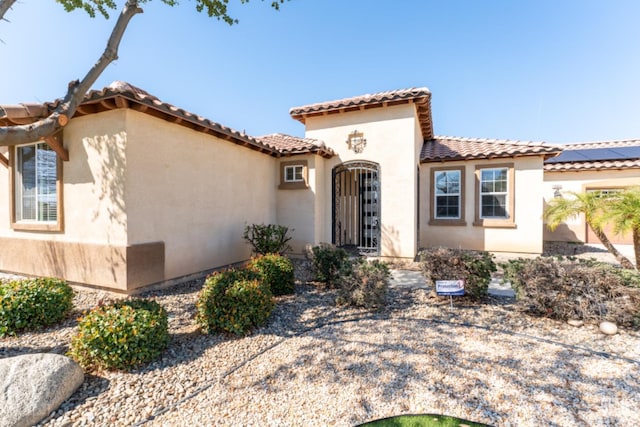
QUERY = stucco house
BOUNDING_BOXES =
[0,82,638,292]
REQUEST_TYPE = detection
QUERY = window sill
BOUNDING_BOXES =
[278,182,308,190]
[12,222,63,232]
[473,219,516,229]
[429,219,467,226]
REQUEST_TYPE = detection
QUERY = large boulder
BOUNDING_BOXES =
[0,353,84,427]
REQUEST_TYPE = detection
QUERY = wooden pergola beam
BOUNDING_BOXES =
[43,135,69,161]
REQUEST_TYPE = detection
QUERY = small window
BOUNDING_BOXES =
[11,141,63,231]
[284,165,304,182]
[279,160,308,189]
[434,170,461,219]
[479,168,508,219]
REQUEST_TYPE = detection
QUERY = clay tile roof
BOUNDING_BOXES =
[544,139,640,171]
[256,133,335,158]
[420,136,562,163]
[290,87,433,139]
[0,103,49,125]
[0,81,289,157]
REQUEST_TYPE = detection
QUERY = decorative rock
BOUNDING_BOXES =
[567,319,584,327]
[599,321,618,335]
[0,353,84,427]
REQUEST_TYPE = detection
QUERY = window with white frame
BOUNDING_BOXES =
[434,170,461,219]
[479,167,508,219]
[284,164,304,182]
[15,142,58,223]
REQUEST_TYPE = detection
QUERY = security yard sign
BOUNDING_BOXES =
[436,280,465,296]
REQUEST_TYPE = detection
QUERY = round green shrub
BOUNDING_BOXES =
[68,299,169,371]
[0,277,74,337]
[196,269,275,336]
[248,253,295,296]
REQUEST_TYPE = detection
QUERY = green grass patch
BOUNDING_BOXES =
[357,414,491,427]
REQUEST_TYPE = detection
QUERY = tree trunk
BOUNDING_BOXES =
[0,0,143,147]
[589,224,635,269]
[633,227,640,270]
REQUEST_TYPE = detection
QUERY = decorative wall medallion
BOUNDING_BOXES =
[346,130,366,153]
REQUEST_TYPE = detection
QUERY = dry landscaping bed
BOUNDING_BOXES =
[1,266,639,426]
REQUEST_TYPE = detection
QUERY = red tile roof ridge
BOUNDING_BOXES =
[289,87,431,116]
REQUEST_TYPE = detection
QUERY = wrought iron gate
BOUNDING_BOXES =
[332,161,380,255]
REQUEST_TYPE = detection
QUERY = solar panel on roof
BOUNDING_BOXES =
[545,146,640,163]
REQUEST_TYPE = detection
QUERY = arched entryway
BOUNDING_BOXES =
[332,161,381,255]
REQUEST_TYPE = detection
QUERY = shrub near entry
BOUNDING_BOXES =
[243,223,293,255]
[306,243,349,287]
[247,254,295,296]
[196,269,275,336]
[0,278,74,337]
[68,299,169,371]
[336,259,390,309]
[419,247,496,299]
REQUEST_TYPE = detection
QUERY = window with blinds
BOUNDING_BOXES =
[15,143,58,223]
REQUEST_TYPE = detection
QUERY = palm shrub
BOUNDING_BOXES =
[196,269,275,336]
[243,223,293,255]
[247,253,295,296]
[602,186,640,270]
[419,247,496,299]
[336,259,390,309]
[306,243,349,287]
[0,278,74,337]
[68,299,169,371]
[544,190,635,269]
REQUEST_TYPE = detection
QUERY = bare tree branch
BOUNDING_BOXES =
[0,0,17,22]
[0,0,143,147]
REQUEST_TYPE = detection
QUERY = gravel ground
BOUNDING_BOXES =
[0,247,639,426]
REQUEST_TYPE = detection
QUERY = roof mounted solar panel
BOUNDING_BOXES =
[545,146,640,164]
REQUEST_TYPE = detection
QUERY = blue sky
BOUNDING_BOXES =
[1,0,639,143]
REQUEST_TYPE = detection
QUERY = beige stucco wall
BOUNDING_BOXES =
[0,110,135,289]
[543,169,640,242]
[420,156,546,254]
[0,109,279,291]
[304,104,422,258]
[124,109,278,281]
[275,154,323,254]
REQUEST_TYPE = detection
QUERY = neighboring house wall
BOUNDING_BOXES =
[304,104,422,258]
[420,156,546,253]
[124,110,278,282]
[543,169,640,242]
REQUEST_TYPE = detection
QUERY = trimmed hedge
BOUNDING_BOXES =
[0,278,74,337]
[196,269,275,336]
[68,299,169,371]
[419,247,496,299]
[248,253,295,296]
[336,259,390,309]
[502,257,640,326]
